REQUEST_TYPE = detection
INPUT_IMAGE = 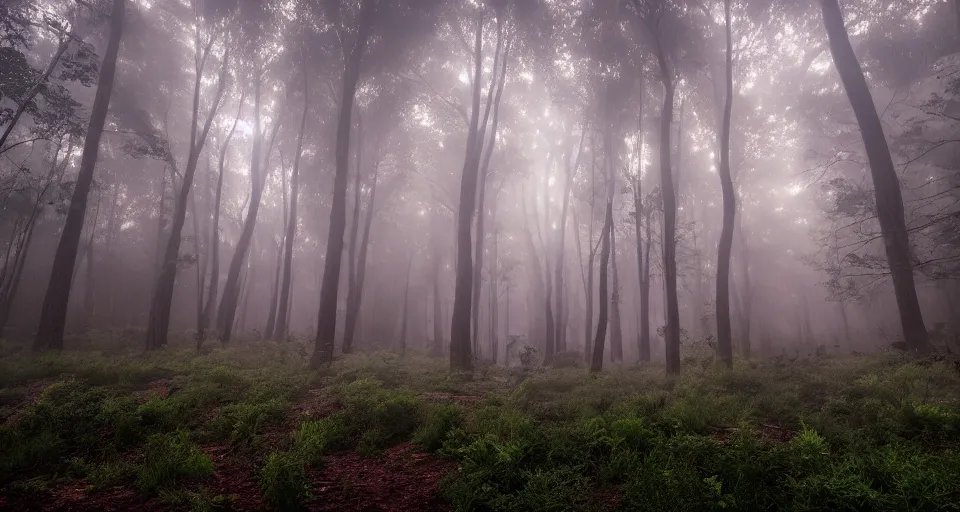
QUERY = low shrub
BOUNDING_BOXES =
[136,431,213,494]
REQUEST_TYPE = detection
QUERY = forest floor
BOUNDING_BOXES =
[2,333,960,511]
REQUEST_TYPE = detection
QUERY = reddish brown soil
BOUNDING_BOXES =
[199,444,268,511]
[306,442,454,512]
[0,482,168,512]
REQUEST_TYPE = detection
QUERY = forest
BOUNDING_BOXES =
[1,0,960,510]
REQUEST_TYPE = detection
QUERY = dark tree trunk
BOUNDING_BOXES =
[450,15,499,372]
[311,0,375,367]
[654,38,681,374]
[590,200,613,373]
[34,0,125,351]
[820,0,929,351]
[715,0,737,367]
[146,41,228,350]
[199,92,243,349]
[273,67,309,342]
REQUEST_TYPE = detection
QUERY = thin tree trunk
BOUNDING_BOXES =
[82,193,102,329]
[820,0,929,351]
[555,129,585,354]
[274,65,309,342]
[399,254,413,355]
[640,202,652,360]
[583,133,598,361]
[654,36,681,374]
[311,0,375,367]
[343,112,364,354]
[146,39,228,350]
[343,159,380,352]
[538,158,556,365]
[590,200,613,373]
[218,71,283,344]
[264,239,283,338]
[199,92,244,349]
[715,0,737,367]
[432,245,444,356]
[610,222,623,362]
[450,14,507,371]
[33,0,125,351]
[633,83,651,362]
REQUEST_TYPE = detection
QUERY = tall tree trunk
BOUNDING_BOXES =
[264,239,283,338]
[432,245,444,356]
[610,222,623,362]
[640,201,652,361]
[146,40,228,350]
[488,213,500,363]
[537,158,556,365]
[450,14,503,371]
[82,194,102,329]
[820,0,929,351]
[633,83,651,362]
[33,0,125,351]
[343,160,380,353]
[311,0,375,367]
[399,254,413,355]
[218,72,283,344]
[274,66,309,342]
[343,113,364,354]
[715,0,737,367]
[654,37,681,374]
[200,92,243,349]
[470,43,509,357]
[583,133,598,361]
[590,200,613,372]
[735,220,753,357]
[555,130,585,354]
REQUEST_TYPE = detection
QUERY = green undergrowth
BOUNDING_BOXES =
[2,339,960,511]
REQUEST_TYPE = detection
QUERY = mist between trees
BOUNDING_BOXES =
[2,0,960,371]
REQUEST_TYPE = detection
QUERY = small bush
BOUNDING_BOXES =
[293,413,349,464]
[136,431,214,494]
[207,399,286,447]
[259,451,310,511]
[86,459,136,489]
[414,403,462,451]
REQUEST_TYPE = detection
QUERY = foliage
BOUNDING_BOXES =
[136,431,213,494]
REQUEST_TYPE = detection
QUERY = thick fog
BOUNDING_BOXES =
[2,0,958,369]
